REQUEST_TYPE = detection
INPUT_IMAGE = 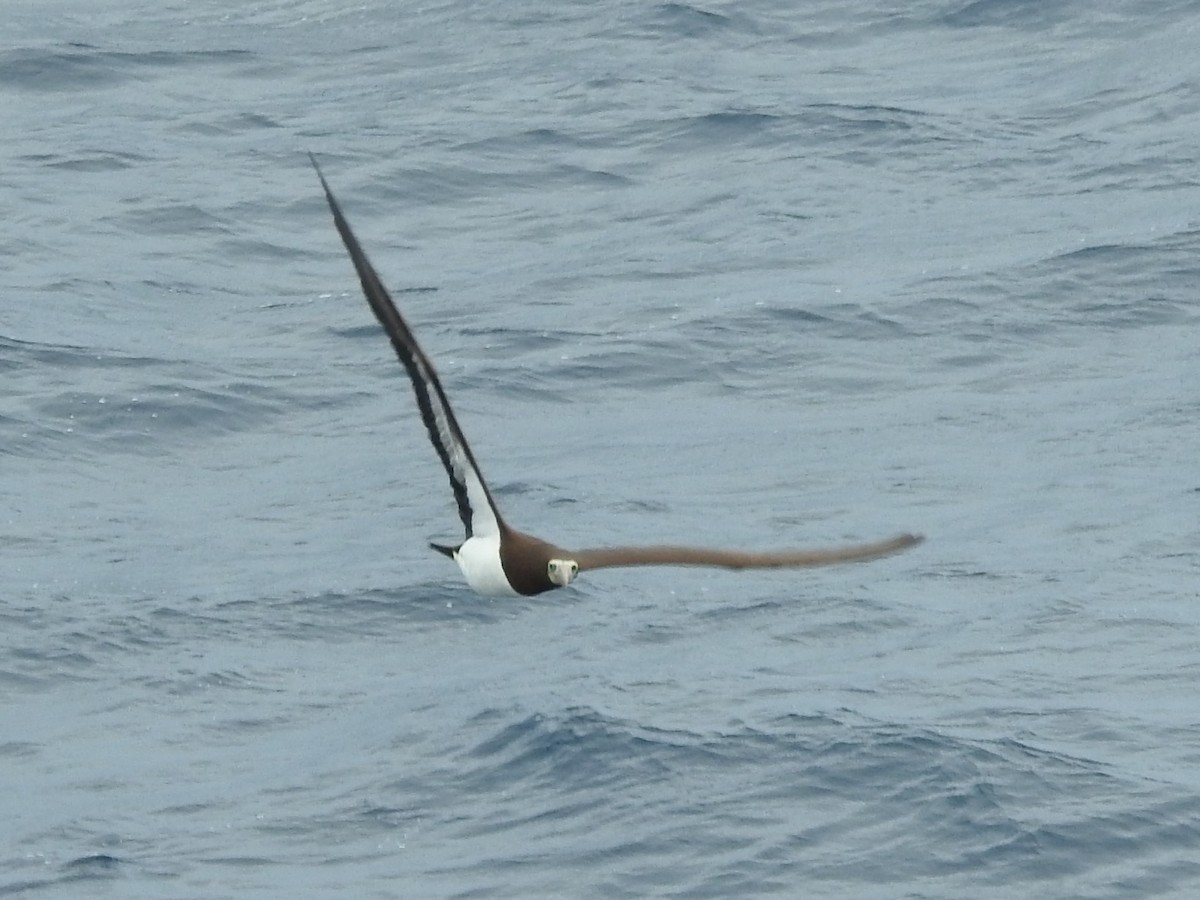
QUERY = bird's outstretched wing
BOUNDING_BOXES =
[311,155,503,542]
[573,533,922,571]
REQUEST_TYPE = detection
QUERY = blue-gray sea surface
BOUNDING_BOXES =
[3,1,1200,897]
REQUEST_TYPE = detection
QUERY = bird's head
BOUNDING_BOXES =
[547,558,579,587]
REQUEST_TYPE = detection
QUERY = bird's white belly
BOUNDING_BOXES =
[455,534,519,597]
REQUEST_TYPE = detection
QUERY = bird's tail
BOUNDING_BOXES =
[429,542,458,559]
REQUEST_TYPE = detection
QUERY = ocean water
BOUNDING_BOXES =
[3,0,1200,896]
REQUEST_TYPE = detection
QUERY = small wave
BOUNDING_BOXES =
[0,43,254,92]
[941,0,1067,30]
[62,853,122,873]
[427,708,1200,891]
[631,3,760,40]
[268,585,510,635]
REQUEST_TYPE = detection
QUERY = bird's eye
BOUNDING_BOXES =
[549,562,559,573]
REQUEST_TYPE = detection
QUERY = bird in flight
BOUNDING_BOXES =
[311,156,921,596]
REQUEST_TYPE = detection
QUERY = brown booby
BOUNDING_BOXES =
[311,156,922,596]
